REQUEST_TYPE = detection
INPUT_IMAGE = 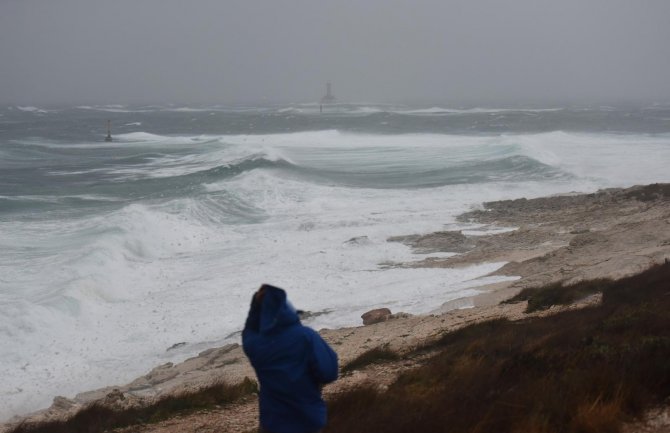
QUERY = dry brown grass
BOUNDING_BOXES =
[503,278,608,312]
[341,344,401,374]
[8,378,258,433]
[325,262,670,433]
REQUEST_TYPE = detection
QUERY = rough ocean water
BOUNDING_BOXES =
[1,102,670,420]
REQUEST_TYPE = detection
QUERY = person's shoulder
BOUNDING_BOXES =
[295,321,316,333]
[298,324,326,342]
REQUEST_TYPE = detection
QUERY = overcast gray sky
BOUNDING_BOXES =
[1,0,669,105]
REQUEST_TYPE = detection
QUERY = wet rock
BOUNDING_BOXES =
[51,396,75,411]
[390,231,474,253]
[345,236,371,245]
[198,348,217,357]
[167,342,187,351]
[297,309,332,320]
[104,389,125,405]
[387,234,420,244]
[225,330,242,340]
[198,343,239,359]
[361,308,392,325]
[196,343,242,370]
[127,378,151,391]
[144,362,179,385]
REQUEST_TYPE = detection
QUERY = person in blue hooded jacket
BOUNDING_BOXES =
[242,284,339,433]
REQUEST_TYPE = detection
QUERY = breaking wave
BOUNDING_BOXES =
[3,107,670,421]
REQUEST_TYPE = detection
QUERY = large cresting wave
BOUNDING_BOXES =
[3,112,670,421]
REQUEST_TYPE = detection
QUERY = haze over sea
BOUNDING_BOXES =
[2,102,670,420]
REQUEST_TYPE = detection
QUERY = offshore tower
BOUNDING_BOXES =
[320,82,336,104]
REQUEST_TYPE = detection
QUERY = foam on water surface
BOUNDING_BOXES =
[2,107,670,421]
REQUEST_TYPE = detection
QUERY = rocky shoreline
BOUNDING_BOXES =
[4,183,670,433]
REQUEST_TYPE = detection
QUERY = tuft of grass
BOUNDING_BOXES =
[325,262,670,433]
[503,278,609,312]
[341,344,400,374]
[8,377,258,433]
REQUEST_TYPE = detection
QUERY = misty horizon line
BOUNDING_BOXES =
[3,97,669,110]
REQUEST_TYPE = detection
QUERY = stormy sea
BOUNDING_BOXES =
[2,102,670,420]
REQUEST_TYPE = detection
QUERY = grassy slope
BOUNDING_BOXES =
[8,379,257,433]
[326,262,670,433]
[503,278,609,313]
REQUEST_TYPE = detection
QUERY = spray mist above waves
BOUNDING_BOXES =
[2,104,670,421]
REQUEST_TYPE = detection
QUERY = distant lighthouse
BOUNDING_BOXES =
[320,82,336,104]
[105,120,113,142]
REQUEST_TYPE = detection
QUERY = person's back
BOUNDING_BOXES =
[242,284,338,433]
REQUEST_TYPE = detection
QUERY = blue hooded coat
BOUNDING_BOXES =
[242,285,338,433]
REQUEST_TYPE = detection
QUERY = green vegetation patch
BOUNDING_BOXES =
[325,262,670,433]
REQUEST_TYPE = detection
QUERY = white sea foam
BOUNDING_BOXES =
[0,172,520,420]
[515,131,670,187]
[75,105,152,113]
[114,103,567,117]
[392,107,564,115]
[16,106,49,113]
[3,128,670,421]
[274,104,564,116]
[163,107,215,112]
[114,132,174,142]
